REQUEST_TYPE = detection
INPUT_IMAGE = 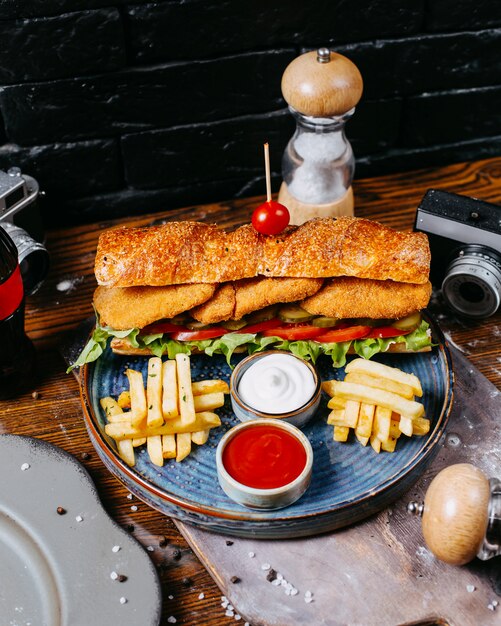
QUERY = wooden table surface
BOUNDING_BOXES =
[2,157,501,625]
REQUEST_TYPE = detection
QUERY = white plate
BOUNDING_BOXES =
[0,435,161,626]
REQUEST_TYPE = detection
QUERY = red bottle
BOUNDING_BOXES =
[0,227,35,400]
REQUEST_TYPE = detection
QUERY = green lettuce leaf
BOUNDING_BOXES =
[204,333,256,366]
[69,318,432,371]
[67,323,138,372]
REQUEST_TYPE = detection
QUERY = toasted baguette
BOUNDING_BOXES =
[95,217,430,288]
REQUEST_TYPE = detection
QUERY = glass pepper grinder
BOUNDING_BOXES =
[407,463,501,565]
[278,48,363,225]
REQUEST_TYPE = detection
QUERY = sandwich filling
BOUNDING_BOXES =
[70,276,432,370]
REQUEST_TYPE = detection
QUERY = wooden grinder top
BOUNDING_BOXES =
[281,48,363,117]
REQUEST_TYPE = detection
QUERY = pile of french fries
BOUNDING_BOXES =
[322,358,430,453]
[100,354,229,467]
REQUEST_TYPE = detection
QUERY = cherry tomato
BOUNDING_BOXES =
[141,322,188,334]
[314,325,372,343]
[235,318,282,334]
[252,201,290,235]
[261,325,324,341]
[171,328,227,341]
[366,326,412,339]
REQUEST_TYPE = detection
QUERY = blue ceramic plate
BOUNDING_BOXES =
[80,315,453,538]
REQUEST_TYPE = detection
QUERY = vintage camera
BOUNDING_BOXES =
[0,167,49,294]
[415,189,501,319]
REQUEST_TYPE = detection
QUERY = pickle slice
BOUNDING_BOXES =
[278,304,315,323]
[246,305,279,324]
[393,312,422,331]
[221,319,248,331]
[312,316,339,328]
[186,320,213,330]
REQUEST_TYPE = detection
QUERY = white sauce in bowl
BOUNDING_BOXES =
[237,354,316,414]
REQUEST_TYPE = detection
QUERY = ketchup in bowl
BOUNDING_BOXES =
[216,419,313,510]
[222,424,307,490]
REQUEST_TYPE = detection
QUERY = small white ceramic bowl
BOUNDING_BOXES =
[230,351,321,428]
[216,419,313,510]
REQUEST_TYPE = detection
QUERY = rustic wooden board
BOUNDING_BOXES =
[176,346,501,626]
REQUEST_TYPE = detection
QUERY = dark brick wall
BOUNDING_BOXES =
[0,0,500,225]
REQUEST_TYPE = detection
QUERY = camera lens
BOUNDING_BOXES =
[0,222,49,295]
[442,244,501,318]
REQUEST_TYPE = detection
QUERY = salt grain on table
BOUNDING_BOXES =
[466,584,475,592]
[110,571,118,580]
[130,505,138,511]
[248,551,255,558]
[119,597,127,605]
[167,617,177,623]
[75,515,83,522]
[20,463,30,471]
[112,545,121,553]
[198,592,205,600]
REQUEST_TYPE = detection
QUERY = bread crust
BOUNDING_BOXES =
[95,218,430,287]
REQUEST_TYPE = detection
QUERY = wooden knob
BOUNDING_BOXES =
[422,464,490,565]
[281,49,363,117]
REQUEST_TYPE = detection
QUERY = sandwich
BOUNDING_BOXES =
[71,217,433,370]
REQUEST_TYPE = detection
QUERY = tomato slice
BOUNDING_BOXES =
[141,322,188,334]
[171,328,227,341]
[235,318,282,334]
[366,326,412,339]
[261,325,324,341]
[314,325,372,343]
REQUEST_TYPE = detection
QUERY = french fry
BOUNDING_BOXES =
[191,379,229,396]
[147,435,163,467]
[333,426,349,442]
[162,434,176,459]
[162,360,178,419]
[389,419,401,439]
[327,396,347,410]
[193,392,225,413]
[126,369,147,427]
[374,406,392,442]
[356,432,369,447]
[322,380,424,420]
[117,390,131,409]
[399,415,414,437]
[191,429,210,445]
[116,439,135,467]
[412,417,430,436]
[100,397,130,423]
[327,408,347,426]
[176,432,192,462]
[370,432,381,454]
[147,357,164,428]
[100,398,135,466]
[132,437,146,447]
[345,371,415,400]
[176,354,196,426]
[381,437,397,453]
[355,403,375,438]
[344,400,360,429]
[105,411,221,440]
[344,358,423,397]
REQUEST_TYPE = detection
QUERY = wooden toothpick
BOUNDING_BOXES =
[264,142,271,202]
